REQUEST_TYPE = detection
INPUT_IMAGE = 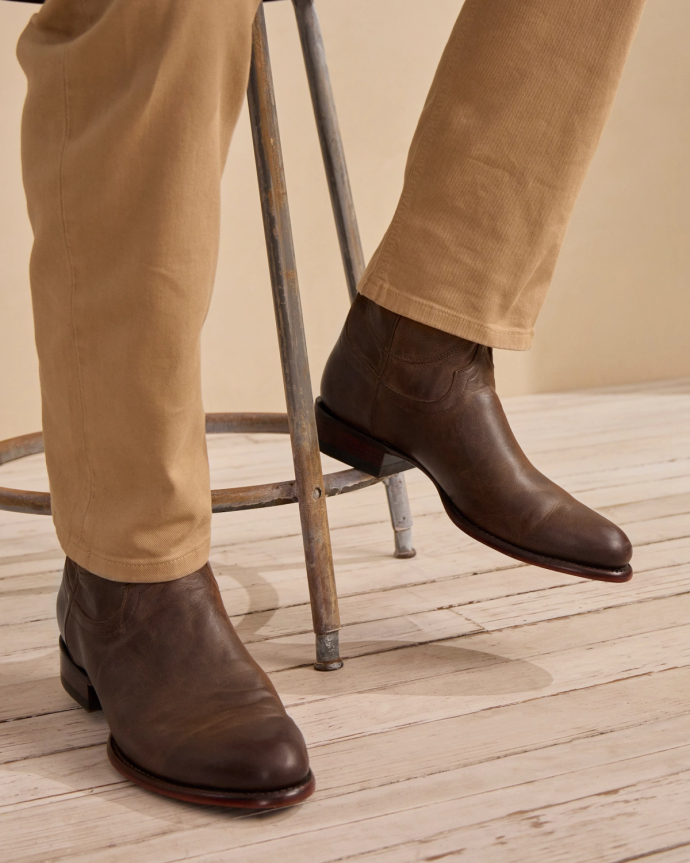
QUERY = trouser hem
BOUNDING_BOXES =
[59,533,211,583]
[359,281,534,351]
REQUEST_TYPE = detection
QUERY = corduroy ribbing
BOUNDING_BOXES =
[359,0,647,349]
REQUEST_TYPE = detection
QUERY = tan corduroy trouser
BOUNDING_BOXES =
[18,0,646,582]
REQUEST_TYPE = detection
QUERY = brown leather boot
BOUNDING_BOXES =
[57,558,314,808]
[317,294,632,582]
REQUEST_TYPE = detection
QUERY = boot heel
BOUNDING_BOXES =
[315,398,414,478]
[59,637,101,712]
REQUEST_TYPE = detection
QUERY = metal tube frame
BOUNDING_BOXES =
[247,7,343,671]
[291,0,415,559]
[0,415,402,517]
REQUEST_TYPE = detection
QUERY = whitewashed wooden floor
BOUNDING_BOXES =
[1,378,690,862]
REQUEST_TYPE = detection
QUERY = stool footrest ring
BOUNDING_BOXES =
[0,413,391,516]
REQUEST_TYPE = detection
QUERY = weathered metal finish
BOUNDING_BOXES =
[292,0,416,558]
[292,0,364,302]
[0,486,50,516]
[247,7,343,670]
[0,416,389,518]
[213,464,390,514]
[315,632,343,672]
[0,431,50,515]
[0,431,44,466]
[383,474,416,558]
[205,412,289,435]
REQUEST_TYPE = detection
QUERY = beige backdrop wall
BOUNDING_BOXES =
[1,0,689,442]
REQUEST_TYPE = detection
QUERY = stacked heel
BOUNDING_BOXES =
[314,398,414,477]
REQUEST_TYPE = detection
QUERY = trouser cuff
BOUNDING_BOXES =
[359,282,534,351]
[58,533,211,583]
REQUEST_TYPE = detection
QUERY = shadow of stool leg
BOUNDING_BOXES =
[248,6,343,671]
[292,0,416,559]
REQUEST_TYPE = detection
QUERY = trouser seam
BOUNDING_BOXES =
[59,45,96,547]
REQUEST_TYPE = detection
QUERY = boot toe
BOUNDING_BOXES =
[533,501,632,573]
[239,715,312,792]
[162,713,311,793]
[565,506,632,571]
[591,520,633,570]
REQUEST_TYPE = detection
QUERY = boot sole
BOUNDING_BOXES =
[315,398,633,584]
[59,637,316,810]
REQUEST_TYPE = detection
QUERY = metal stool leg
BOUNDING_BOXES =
[292,0,416,559]
[383,475,416,559]
[248,7,343,671]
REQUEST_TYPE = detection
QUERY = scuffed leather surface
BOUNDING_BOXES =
[321,294,632,570]
[58,560,310,791]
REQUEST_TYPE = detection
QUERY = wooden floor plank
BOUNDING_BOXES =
[0,380,688,863]
[345,769,690,863]
[20,723,690,863]
[2,549,690,722]
[634,847,690,863]
[2,511,687,637]
[2,588,688,753]
[3,700,689,863]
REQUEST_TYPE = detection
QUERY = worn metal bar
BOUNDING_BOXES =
[0,465,387,518]
[0,431,49,515]
[291,0,364,300]
[213,465,386,513]
[247,7,343,671]
[0,417,393,517]
[383,474,416,558]
[0,431,44,466]
[292,0,416,559]
[205,412,289,435]
[0,487,50,516]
